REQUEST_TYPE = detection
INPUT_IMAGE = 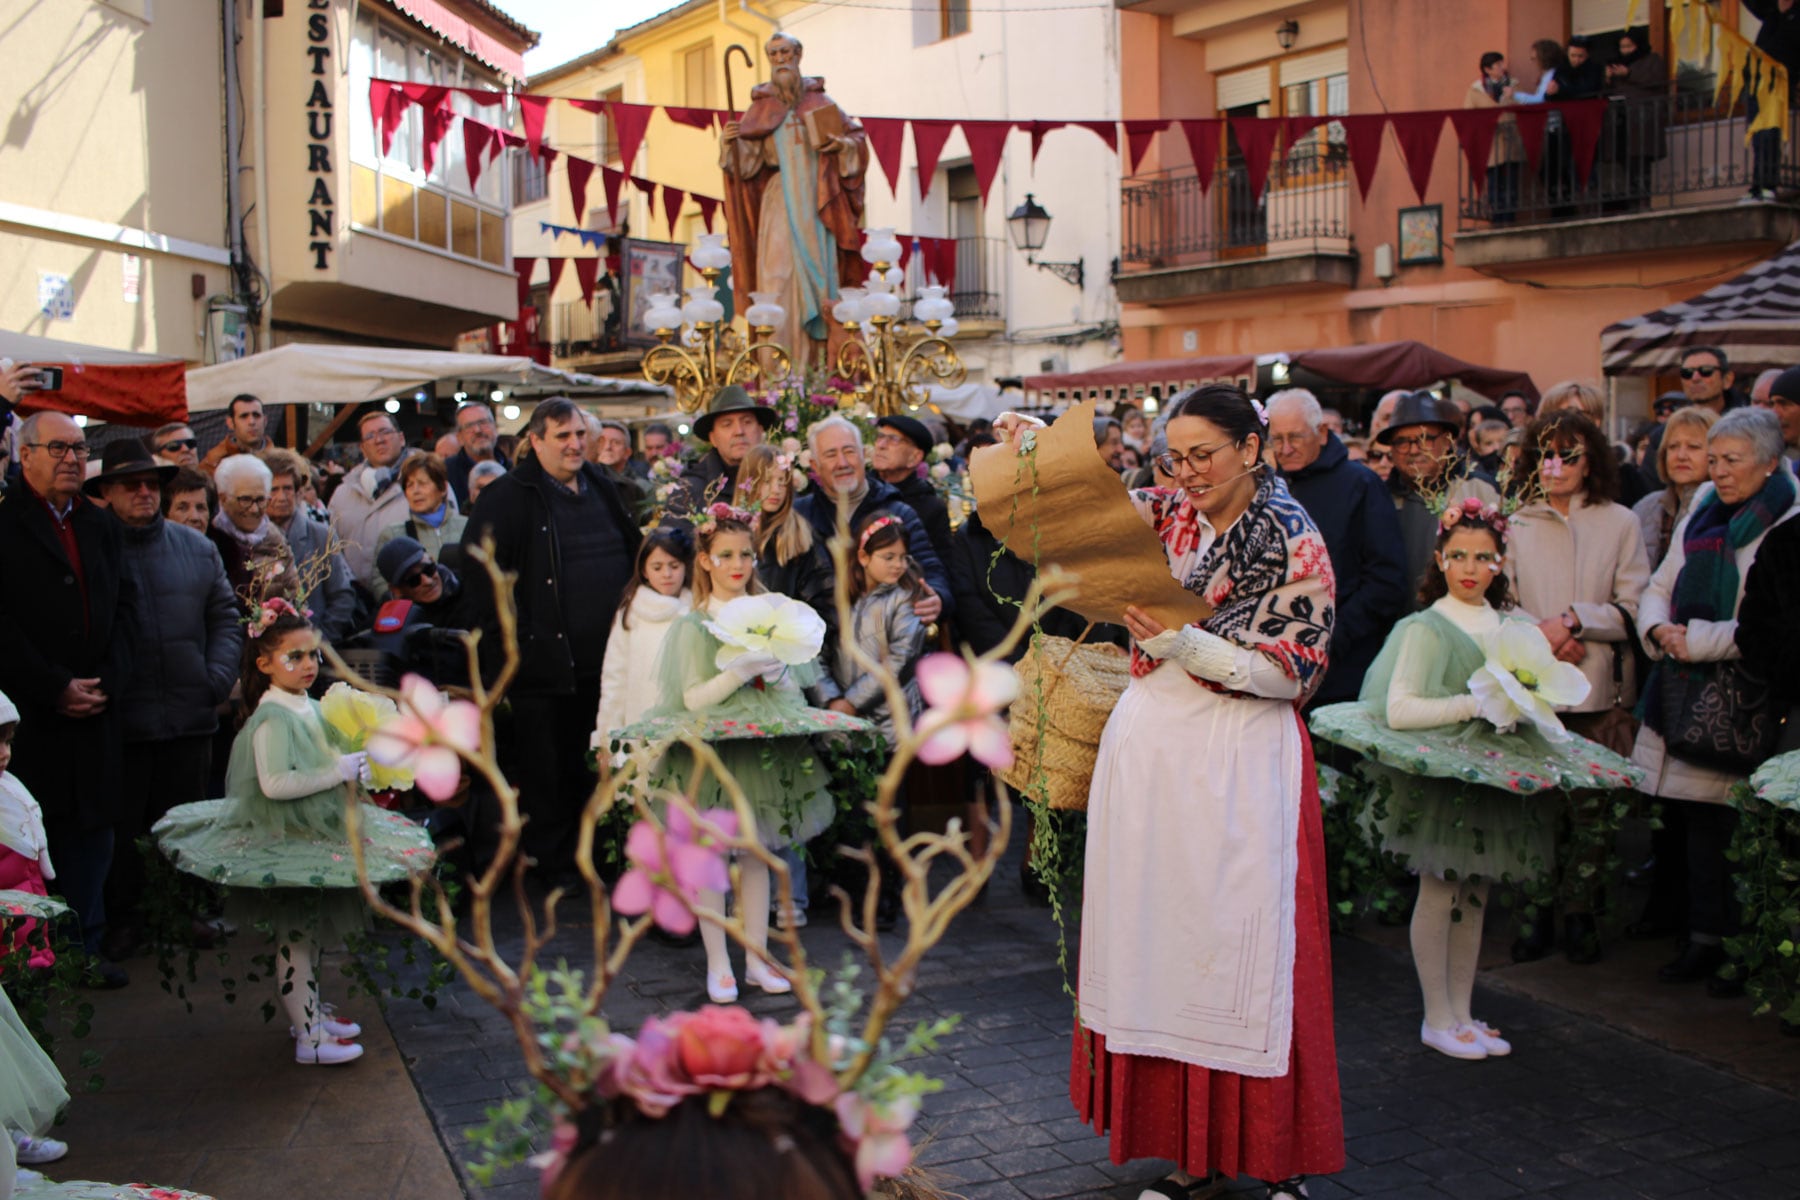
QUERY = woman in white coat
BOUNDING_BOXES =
[1631,408,1799,991]
[592,528,694,758]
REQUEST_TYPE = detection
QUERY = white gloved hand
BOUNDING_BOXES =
[726,651,785,683]
[1137,626,1240,685]
[337,751,369,785]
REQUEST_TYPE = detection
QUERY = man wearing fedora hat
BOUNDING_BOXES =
[90,438,241,961]
[1377,389,1500,610]
[0,412,138,984]
[673,384,776,514]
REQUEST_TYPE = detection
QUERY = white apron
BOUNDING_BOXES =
[1077,659,1303,1077]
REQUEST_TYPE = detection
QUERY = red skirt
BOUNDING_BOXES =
[1069,723,1344,1182]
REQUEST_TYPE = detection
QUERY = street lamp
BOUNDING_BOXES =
[641,232,794,413]
[833,226,966,417]
[1006,194,1084,289]
[1276,19,1299,50]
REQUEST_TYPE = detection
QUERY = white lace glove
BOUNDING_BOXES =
[336,752,369,785]
[1136,626,1240,685]
[726,651,785,683]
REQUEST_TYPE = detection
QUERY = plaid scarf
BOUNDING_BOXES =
[1131,472,1336,705]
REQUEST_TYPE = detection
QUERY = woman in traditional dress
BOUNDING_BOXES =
[998,384,1343,1200]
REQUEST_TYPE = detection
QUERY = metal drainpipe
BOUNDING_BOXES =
[252,0,273,351]
[223,0,245,293]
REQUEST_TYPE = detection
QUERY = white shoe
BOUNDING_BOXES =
[1420,1021,1488,1060]
[1468,1019,1512,1056]
[12,1128,68,1164]
[707,970,739,1004]
[744,961,792,994]
[1740,189,1773,203]
[772,905,808,930]
[289,1002,361,1041]
[295,1038,365,1066]
[14,1168,43,1185]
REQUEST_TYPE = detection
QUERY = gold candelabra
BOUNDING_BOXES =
[833,260,965,417]
[640,265,794,414]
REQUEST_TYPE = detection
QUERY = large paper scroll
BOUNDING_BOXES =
[970,401,1211,631]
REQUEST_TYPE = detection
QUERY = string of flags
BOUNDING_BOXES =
[370,78,1616,211]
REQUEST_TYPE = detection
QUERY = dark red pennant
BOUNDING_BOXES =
[457,86,504,109]
[661,186,686,234]
[609,102,654,177]
[1388,110,1446,202]
[1332,114,1385,200]
[1122,119,1170,175]
[600,167,625,225]
[518,95,549,161]
[910,120,956,200]
[574,257,601,309]
[1447,108,1501,195]
[461,118,496,191]
[861,117,907,199]
[961,120,1013,205]
[513,257,537,308]
[1512,106,1550,175]
[565,98,606,114]
[1177,119,1222,194]
[629,175,658,198]
[695,194,721,232]
[545,257,567,297]
[664,106,717,131]
[421,104,456,178]
[1027,120,1067,167]
[1559,100,1605,188]
[1228,116,1281,201]
[1073,120,1119,153]
[567,156,596,223]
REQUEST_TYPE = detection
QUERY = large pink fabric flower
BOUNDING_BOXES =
[365,674,481,801]
[835,1092,920,1190]
[914,653,1018,769]
[611,804,738,935]
[675,1005,766,1088]
[601,1017,704,1117]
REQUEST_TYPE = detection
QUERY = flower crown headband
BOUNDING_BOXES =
[691,500,760,538]
[244,596,310,638]
[1438,496,1510,542]
[858,514,901,551]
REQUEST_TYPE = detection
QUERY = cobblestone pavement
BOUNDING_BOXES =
[385,847,1800,1200]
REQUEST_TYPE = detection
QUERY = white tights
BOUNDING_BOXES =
[1410,873,1490,1031]
[276,939,327,1046]
[699,854,772,984]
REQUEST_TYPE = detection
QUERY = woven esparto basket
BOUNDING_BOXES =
[999,635,1130,811]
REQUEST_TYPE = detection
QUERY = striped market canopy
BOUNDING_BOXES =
[1601,243,1800,377]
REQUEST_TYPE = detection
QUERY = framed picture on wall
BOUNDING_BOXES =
[1397,205,1443,266]
[620,238,687,348]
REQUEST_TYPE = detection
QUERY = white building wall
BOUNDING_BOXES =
[774,0,1123,380]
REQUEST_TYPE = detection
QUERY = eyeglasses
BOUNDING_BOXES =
[156,438,198,452]
[25,441,90,461]
[229,494,269,509]
[398,563,438,590]
[1679,366,1721,380]
[1153,439,1236,476]
[458,417,495,432]
[1388,431,1451,453]
[1267,433,1317,450]
[1543,448,1586,465]
[278,648,325,668]
[362,427,400,442]
[1368,449,1393,462]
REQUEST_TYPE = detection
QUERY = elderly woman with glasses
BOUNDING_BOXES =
[1630,407,1799,992]
[209,453,300,614]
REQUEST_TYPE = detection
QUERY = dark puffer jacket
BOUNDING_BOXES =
[793,478,954,617]
[117,517,242,742]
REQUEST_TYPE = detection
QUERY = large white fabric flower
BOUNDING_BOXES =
[1468,622,1591,740]
[705,594,827,669]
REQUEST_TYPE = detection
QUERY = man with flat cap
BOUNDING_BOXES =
[1378,390,1500,608]
[673,385,776,514]
[869,413,953,566]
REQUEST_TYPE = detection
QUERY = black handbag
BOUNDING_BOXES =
[1656,659,1783,772]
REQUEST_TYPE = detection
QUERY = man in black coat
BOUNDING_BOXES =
[869,414,954,567]
[444,400,510,509]
[0,412,137,979]
[1268,389,1409,705]
[462,398,642,883]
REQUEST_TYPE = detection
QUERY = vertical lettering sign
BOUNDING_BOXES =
[305,0,334,270]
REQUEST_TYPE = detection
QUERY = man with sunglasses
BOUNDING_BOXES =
[89,438,240,963]
[0,412,139,986]
[1640,347,1749,481]
[148,422,200,469]
[371,536,469,687]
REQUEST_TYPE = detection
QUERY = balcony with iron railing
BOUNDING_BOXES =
[1116,142,1355,303]
[1456,86,1800,267]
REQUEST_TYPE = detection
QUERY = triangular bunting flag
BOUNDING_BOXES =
[909,119,956,200]
[574,257,601,310]
[862,117,908,200]
[695,194,721,232]
[661,185,686,234]
[629,175,658,198]
[546,257,568,297]
[1388,110,1446,202]
[1335,113,1387,199]
[565,98,606,114]
[1073,120,1119,153]
[960,120,1013,205]
[609,102,654,177]
[1177,119,1222,195]
[1560,100,1605,188]
[514,257,537,307]
[1122,119,1170,175]
[518,95,549,161]
[567,156,596,224]
[1227,116,1281,201]
[665,106,716,131]
[462,118,497,191]
[458,86,504,109]
[1512,106,1550,175]
[600,167,625,225]
[421,104,456,178]
[1447,108,1501,195]
[1026,120,1067,168]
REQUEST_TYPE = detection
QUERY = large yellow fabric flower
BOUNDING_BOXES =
[1468,623,1590,741]
[320,681,415,792]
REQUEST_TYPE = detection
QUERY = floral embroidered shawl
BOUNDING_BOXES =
[1130,473,1336,705]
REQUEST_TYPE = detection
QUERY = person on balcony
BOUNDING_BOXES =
[1603,28,1669,207]
[1514,39,1577,213]
[1562,36,1607,99]
[1742,0,1800,202]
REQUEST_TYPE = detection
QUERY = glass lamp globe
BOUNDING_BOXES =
[689,233,732,272]
[833,287,868,326]
[863,288,901,319]
[913,285,955,324]
[643,293,685,332]
[860,227,904,267]
[745,291,785,329]
[681,284,725,325]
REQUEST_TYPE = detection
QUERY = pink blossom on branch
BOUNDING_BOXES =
[914,653,1018,769]
[611,803,738,935]
[365,674,481,801]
